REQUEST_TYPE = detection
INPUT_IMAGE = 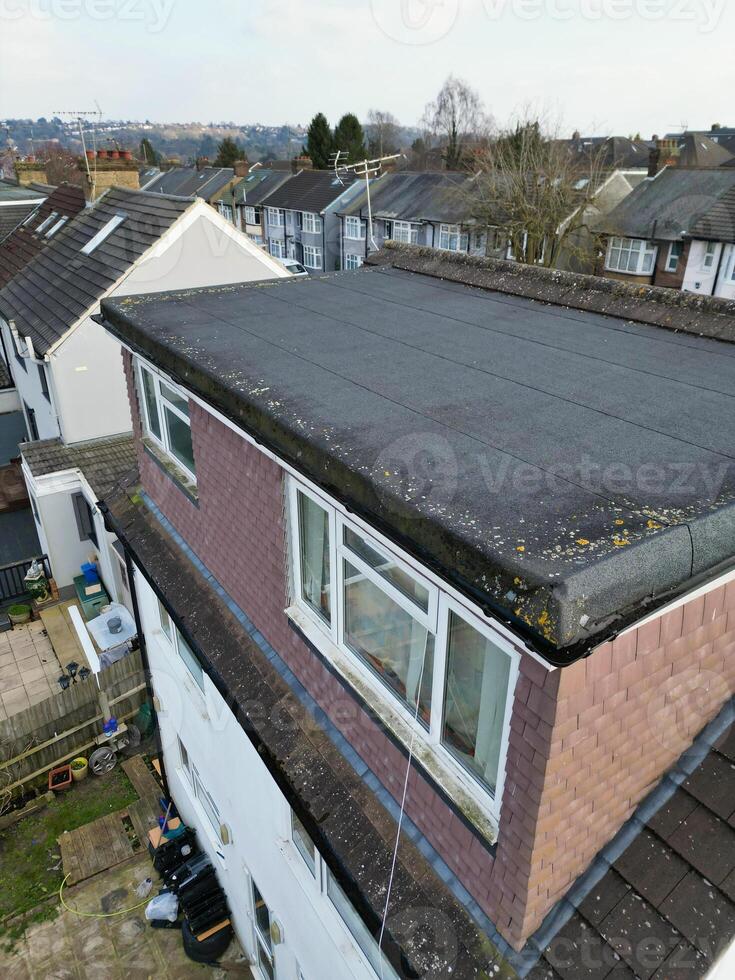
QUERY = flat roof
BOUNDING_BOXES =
[99,258,735,657]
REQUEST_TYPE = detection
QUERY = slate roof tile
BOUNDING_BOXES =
[613,830,689,909]
[577,871,631,927]
[667,805,735,886]
[681,753,735,821]
[599,892,681,979]
[645,790,699,841]
[659,871,735,962]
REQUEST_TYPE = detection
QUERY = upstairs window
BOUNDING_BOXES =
[288,478,519,813]
[392,220,419,244]
[137,362,196,481]
[605,237,657,275]
[158,600,204,689]
[267,207,284,226]
[665,241,684,273]
[219,203,233,221]
[302,212,322,234]
[344,215,364,240]
[439,223,468,252]
[244,206,257,224]
[81,213,126,255]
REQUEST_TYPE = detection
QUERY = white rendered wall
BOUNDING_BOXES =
[682,241,725,295]
[0,320,59,439]
[714,243,735,300]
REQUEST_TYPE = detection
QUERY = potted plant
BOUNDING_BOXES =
[49,764,73,793]
[70,757,88,782]
[8,603,31,626]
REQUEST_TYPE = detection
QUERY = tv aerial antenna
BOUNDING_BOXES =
[52,102,103,195]
[332,149,404,251]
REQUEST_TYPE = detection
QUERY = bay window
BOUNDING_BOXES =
[288,478,518,814]
[303,245,322,269]
[605,237,657,275]
[344,253,363,270]
[137,362,196,480]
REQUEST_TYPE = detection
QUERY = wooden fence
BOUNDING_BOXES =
[0,650,148,799]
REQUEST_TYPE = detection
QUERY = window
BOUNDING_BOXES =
[244,206,257,225]
[344,253,363,270]
[291,810,316,876]
[81,213,126,255]
[269,238,285,259]
[665,241,684,273]
[327,871,399,980]
[289,479,518,814]
[44,215,68,239]
[24,402,38,440]
[471,230,487,254]
[302,212,322,234]
[252,880,275,980]
[267,207,284,226]
[29,491,40,525]
[303,245,322,270]
[35,211,58,235]
[72,492,98,548]
[157,597,204,689]
[392,220,419,245]
[137,363,196,480]
[703,242,717,270]
[605,237,657,275]
[344,216,364,240]
[439,223,468,252]
[179,737,221,839]
[219,203,233,221]
[38,362,50,400]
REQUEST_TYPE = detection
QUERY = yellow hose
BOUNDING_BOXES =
[59,873,152,918]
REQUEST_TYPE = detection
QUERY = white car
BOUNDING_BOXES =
[279,258,308,277]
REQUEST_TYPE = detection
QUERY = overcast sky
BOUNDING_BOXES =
[1,0,732,136]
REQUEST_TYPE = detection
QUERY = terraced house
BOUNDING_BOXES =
[97,247,735,980]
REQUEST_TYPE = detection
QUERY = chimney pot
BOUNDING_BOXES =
[97,149,108,159]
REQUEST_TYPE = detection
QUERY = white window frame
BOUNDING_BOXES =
[344,215,365,240]
[302,245,322,270]
[136,360,197,483]
[35,211,58,234]
[251,878,276,980]
[392,220,419,245]
[665,241,684,273]
[269,238,286,259]
[81,213,126,255]
[702,241,718,270]
[219,203,233,221]
[344,253,363,270]
[45,215,69,238]
[438,223,468,252]
[605,236,657,275]
[267,207,284,226]
[302,211,322,234]
[157,599,204,690]
[244,205,257,225]
[178,737,222,841]
[287,478,520,820]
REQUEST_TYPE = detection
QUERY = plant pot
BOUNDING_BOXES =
[8,605,31,626]
[49,765,73,792]
[70,757,88,782]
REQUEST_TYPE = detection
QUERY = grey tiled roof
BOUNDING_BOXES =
[0,186,192,354]
[142,166,235,201]
[258,169,358,213]
[689,185,735,243]
[339,170,476,223]
[22,434,137,498]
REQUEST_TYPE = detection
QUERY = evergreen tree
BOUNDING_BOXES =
[139,138,160,166]
[305,113,334,169]
[214,136,246,167]
[333,113,366,164]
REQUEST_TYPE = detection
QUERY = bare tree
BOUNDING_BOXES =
[422,76,491,170]
[467,113,609,269]
[38,143,83,186]
[365,110,401,158]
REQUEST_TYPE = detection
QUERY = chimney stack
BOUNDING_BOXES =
[291,154,312,173]
[648,146,662,178]
[196,157,210,171]
[233,158,250,177]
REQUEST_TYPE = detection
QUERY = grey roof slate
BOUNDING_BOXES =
[595,167,735,241]
[0,186,192,354]
[689,185,735,243]
[258,169,358,213]
[214,169,293,207]
[142,166,235,200]
[22,434,136,498]
[99,250,735,657]
[339,170,476,223]
[0,181,48,242]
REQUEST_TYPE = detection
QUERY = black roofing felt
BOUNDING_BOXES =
[258,169,358,213]
[100,258,735,656]
[0,186,191,354]
[595,167,735,242]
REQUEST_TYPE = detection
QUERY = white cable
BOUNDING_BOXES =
[377,638,429,979]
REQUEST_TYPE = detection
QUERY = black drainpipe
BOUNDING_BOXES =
[711,241,728,296]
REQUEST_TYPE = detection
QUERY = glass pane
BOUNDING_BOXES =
[159,381,189,417]
[343,559,433,725]
[291,811,316,876]
[252,881,272,952]
[442,612,511,795]
[298,492,331,623]
[176,631,204,688]
[164,407,196,475]
[343,527,429,612]
[157,599,172,640]
[141,368,161,440]
[327,873,399,980]
[193,768,220,834]
[257,945,274,980]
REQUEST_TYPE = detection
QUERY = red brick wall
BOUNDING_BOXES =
[122,352,735,950]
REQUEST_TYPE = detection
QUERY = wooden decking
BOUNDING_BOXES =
[40,600,88,670]
[59,755,164,886]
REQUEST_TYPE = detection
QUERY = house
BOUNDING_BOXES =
[141,164,241,205]
[212,168,293,245]
[0,184,290,589]
[564,134,654,173]
[337,171,485,268]
[0,180,47,242]
[594,167,735,296]
[96,246,735,978]
[258,170,363,271]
